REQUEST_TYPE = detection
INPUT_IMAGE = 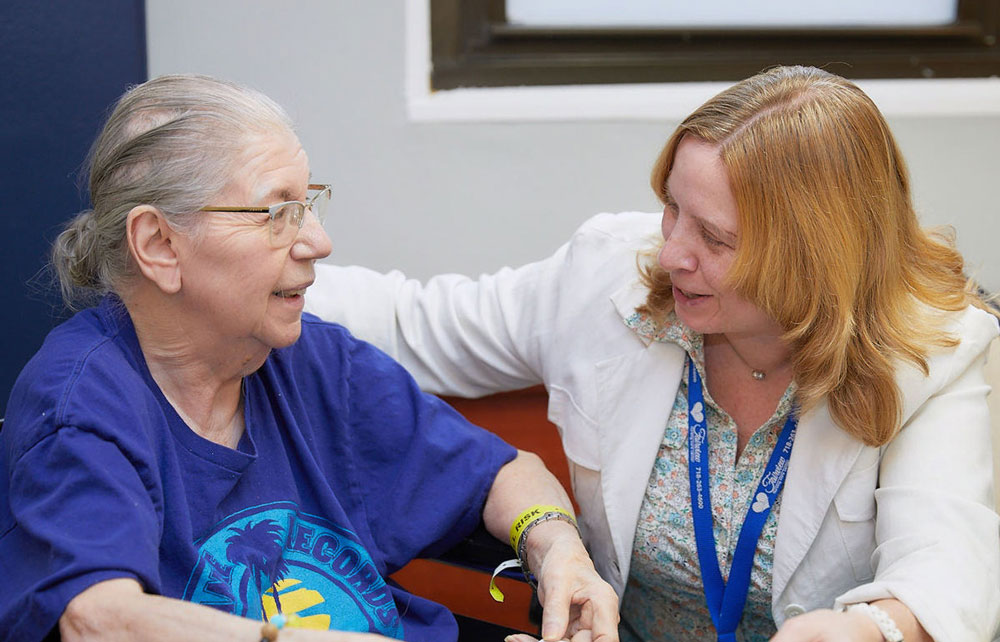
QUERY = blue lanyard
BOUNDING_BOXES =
[686,359,797,642]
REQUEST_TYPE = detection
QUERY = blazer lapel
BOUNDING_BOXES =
[595,341,686,577]
[771,401,863,602]
[594,282,687,575]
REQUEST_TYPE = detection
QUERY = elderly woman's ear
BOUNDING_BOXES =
[125,205,183,294]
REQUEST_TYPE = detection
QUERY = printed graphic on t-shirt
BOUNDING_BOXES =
[182,501,404,638]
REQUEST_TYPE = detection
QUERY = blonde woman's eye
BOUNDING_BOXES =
[702,229,727,248]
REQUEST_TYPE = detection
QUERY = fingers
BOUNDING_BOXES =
[539,581,620,642]
[586,587,621,642]
[504,629,595,642]
[539,582,572,641]
[532,537,620,642]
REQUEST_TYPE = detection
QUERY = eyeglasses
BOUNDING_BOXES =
[200,183,332,247]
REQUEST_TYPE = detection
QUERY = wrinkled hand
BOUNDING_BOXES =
[524,521,619,642]
[769,608,883,642]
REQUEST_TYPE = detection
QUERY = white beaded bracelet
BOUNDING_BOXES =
[847,603,904,642]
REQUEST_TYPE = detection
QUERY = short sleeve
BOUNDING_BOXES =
[0,426,161,640]
[342,338,518,571]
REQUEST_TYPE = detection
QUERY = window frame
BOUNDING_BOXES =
[430,0,1000,90]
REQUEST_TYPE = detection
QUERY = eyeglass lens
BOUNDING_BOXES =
[310,187,331,224]
[268,187,331,247]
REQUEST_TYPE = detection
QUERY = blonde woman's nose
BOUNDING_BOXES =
[658,234,696,273]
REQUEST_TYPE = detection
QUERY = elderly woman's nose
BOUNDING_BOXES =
[293,210,333,260]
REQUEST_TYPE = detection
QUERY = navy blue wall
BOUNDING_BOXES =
[0,1,147,415]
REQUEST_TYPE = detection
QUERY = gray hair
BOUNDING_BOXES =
[51,74,295,309]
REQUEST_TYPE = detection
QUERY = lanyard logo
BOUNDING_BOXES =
[750,492,770,513]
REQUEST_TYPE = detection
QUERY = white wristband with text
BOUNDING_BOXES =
[847,603,904,642]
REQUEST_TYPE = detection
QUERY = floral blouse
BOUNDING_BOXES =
[619,312,797,642]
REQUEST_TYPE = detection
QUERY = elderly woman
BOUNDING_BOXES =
[305,66,1000,641]
[0,75,619,642]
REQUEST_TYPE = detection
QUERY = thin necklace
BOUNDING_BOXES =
[723,335,767,381]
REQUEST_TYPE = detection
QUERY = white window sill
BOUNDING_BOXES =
[407,78,1000,123]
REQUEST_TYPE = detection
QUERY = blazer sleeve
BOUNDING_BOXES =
[307,262,552,397]
[306,212,658,399]
[833,311,1000,642]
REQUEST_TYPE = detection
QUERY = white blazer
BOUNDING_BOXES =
[307,212,1000,641]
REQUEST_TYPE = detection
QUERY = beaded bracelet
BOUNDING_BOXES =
[846,603,904,642]
[259,622,280,642]
[259,614,301,641]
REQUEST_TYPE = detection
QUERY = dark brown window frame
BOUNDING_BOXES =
[431,0,1000,90]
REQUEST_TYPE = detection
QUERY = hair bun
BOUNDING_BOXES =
[51,209,105,306]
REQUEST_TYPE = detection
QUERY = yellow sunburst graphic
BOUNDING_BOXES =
[262,578,331,629]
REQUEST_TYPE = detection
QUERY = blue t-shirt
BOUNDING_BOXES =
[0,297,517,641]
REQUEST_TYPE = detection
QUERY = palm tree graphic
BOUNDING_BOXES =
[225,519,290,617]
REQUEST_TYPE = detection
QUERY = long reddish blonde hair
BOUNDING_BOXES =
[640,65,989,446]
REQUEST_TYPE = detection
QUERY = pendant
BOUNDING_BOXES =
[751,370,766,381]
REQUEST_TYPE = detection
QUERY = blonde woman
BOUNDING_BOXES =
[307,66,1000,641]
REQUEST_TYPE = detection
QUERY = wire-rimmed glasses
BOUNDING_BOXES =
[200,183,331,247]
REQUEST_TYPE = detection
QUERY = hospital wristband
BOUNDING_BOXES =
[846,603,904,642]
[508,504,577,552]
[512,506,580,586]
[488,505,579,601]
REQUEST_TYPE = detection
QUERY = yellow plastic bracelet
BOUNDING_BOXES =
[490,506,578,603]
[508,504,576,554]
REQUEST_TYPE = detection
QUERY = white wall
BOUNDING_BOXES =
[146,0,1000,291]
